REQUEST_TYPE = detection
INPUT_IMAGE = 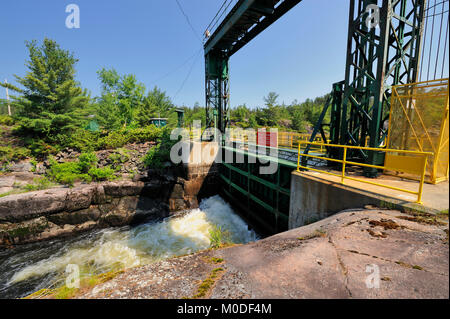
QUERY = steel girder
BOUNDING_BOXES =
[204,0,303,135]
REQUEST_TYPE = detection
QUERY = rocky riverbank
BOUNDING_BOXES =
[73,208,449,299]
[0,164,219,246]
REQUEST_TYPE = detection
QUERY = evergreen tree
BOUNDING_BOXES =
[1,38,88,118]
[0,38,90,155]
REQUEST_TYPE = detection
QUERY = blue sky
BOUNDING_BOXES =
[0,0,349,108]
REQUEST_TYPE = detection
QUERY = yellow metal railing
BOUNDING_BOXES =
[297,141,434,204]
[278,132,327,152]
[225,130,329,153]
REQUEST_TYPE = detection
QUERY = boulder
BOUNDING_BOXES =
[8,161,33,173]
[0,188,68,222]
[100,196,138,226]
[65,186,96,212]
[102,181,145,197]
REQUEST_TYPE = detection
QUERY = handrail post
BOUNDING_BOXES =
[297,141,302,171]
[341,147,347,184]
[417,155,427,204]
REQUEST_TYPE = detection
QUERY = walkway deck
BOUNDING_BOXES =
[298,170,449,212]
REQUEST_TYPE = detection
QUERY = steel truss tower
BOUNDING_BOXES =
[205,51,229,134]
[309,0,426,170]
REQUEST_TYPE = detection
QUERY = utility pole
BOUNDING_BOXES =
[4,79,11,116]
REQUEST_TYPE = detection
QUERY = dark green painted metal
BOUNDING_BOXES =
[308,0,425,172]
[205,51,229,134]
[204,0,303,57]
[218,147,292,234]
[204,0,304,135]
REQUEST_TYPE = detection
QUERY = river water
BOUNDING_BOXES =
[0,195,258,299]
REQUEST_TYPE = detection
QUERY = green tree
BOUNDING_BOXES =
[0,38,90,155]
[263,92,279,108]
[95,68,146,130]
[258,92,281,126]
[137,86,174,126]
[1,38,89,118]
[231,104,250,124]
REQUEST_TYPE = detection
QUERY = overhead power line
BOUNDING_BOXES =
[205,0,230,33]
[174,0,202,43]
[173,47,203,101]
[204,0,235,38]
[150,49,201,86]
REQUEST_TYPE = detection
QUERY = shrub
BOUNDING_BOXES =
[46,159,88,187]
[0,146,31,164]
[0,115,14,126]
[88,166,116,181]
[97,130,129,149]
[47,152,117,186]
[143,129,177,168]
[108,149,130,165]
[126,126,164,143]
[67,129,100,152]
[27,139,58,157]
[78,152,98,173]
[96,126,164,150]
[24,177,53,191]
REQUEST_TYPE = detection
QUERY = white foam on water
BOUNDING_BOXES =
[10,195,257,284]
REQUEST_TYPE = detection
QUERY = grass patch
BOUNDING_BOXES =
[0,190,15,198]
[0,189,29,198]
[395,261,424,271]
[438,209,448,218]
[189,268,225,299]
[209,225,232,249]
[205,257,224,264]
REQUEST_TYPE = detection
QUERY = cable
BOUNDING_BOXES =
[207,0,235,35]
[426,0,437,81]
[205,0,229,33]
[425,0,448,12]
[172,48,203,100]
[433,0,446,79]
[441,18,449,79]
[419,0,430,81]
[425,9,449,18]
[175,0,202,43]
[150,49,201,85]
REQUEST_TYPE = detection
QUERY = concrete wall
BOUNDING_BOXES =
[288,171,385,229]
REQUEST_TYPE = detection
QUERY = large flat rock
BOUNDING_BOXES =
[77,209,449,299]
